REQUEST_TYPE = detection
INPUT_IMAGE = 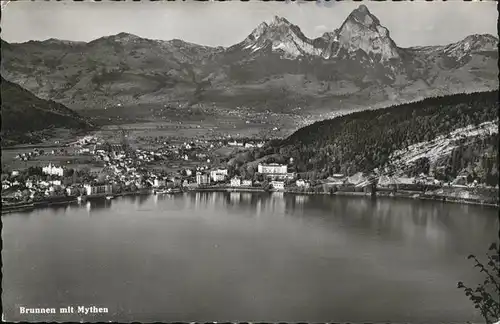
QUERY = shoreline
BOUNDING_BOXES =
[1,189,152,215]
[2,186,498,215]
[185,186,499,207]
[191,186,499,208]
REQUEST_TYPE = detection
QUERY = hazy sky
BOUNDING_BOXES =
[1,0,497,48]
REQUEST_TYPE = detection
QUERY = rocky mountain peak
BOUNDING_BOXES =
[335,5,400,61]
[461,34,498,50]
[1,7,498,118]
[259,16,301,39]
[238,7,401,62]
[346,4,381,29]
[114,32,141,40]
[239,16,320,58]
[246,16,294,41]
[249,22,270,41]
[93,32,142,45]
[443,33,499,61]
[269,15,292,27]
[115,32,139,38]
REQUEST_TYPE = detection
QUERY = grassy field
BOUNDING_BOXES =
[2,104,299,171]
[3,154,95,170]
[95,116,289,148]
[84,103,299,140]
[213,147,238,157]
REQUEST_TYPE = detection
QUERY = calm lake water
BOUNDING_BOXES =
[2,193,498,322]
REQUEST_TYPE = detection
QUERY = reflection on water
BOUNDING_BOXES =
[20,193,498,253]
[294,194,309,205]
[84,192,498,257]
[38,193,498,249]
[2,192,498,323]
[229,192,241,203]
[137,194,149,206]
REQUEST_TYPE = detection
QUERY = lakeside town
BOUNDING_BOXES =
[2,133,499,214]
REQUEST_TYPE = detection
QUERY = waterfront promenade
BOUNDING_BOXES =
[3,185,498,215]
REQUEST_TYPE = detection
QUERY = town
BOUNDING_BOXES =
[2,131,497,213]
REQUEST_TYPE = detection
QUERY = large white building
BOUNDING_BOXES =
[210,169,228,182]
[84,184,112,196]
[42,164,64,177]
[230,177,241,187]
[257,163,295,180]
[196,172,211,185]
[258,163,287,174]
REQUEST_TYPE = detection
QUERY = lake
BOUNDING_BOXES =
[2,193,498,322]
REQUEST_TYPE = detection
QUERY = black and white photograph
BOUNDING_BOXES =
[1,0,499,322]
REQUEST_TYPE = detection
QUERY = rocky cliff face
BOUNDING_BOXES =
[334,5,401,61]
[235,5,401,62]
[1,5,498,117]
[235,16,322,58]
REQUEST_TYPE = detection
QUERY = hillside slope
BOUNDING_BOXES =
[248,91,498,185]
[1,77,92,144]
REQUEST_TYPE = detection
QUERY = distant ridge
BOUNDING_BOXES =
[1,5,497,120]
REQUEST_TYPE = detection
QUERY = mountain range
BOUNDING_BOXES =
[1,5,498,120]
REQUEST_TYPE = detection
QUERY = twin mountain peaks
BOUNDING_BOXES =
[1,5,498,116]
[237,5,401,61]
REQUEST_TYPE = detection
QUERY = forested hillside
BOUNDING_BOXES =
[250,91,498,184]
[1,77,92,145]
